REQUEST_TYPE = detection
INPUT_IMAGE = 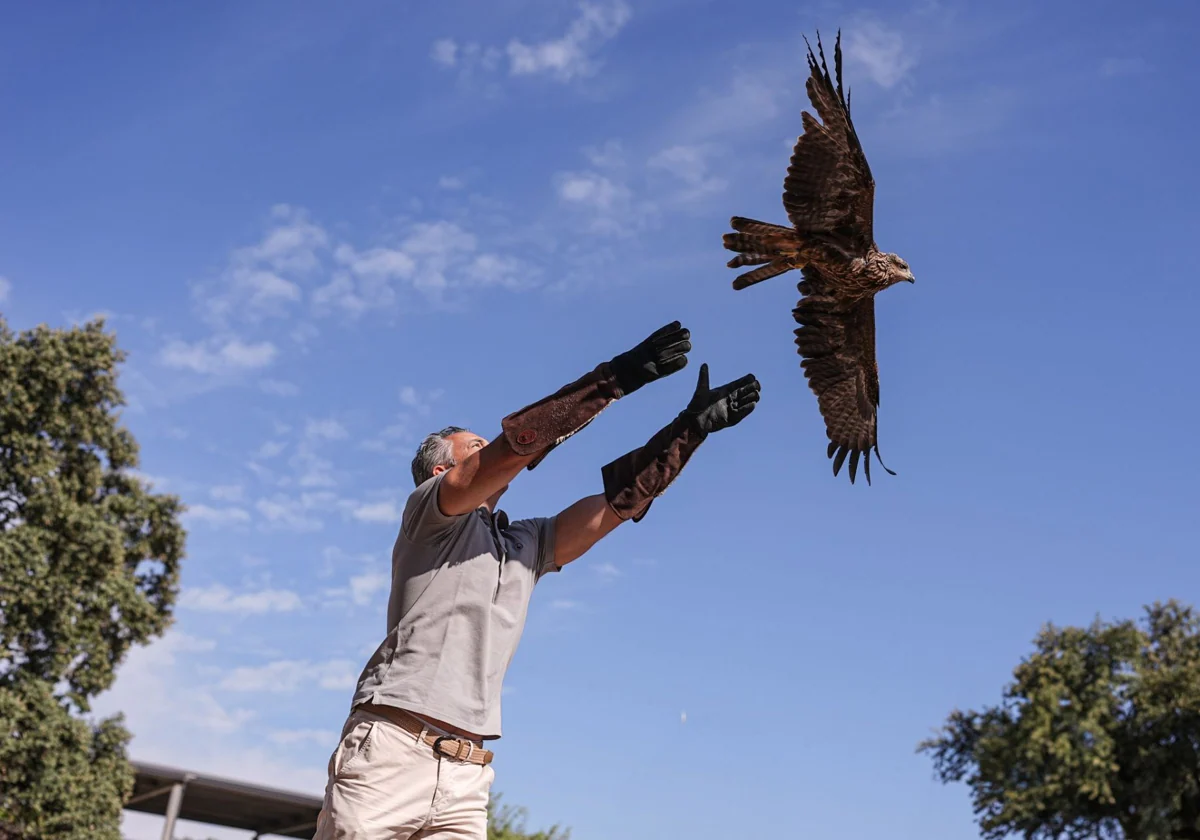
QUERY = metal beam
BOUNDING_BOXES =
[159,775,194,840]
[269,819,320,836]
[128,760,322,838]
[124,782,178,807]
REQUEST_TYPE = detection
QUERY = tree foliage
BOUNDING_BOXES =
[488,794,570,840]
[0,316,187,839]
[920,600,1200,840]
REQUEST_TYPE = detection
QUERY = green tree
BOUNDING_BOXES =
[488,794,570,840]
[920,600,1200,840]
[0,316,186,839]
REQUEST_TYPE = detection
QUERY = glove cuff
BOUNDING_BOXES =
[501,362,625,469]
[600,411,705,523]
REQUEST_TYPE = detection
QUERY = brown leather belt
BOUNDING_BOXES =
[360,703,494,766]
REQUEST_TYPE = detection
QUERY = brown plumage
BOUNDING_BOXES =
[723,29,914,485]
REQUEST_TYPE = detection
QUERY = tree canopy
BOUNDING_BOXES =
[920,600,1200,840]
[0,316,187,839]
[488,795,570,840]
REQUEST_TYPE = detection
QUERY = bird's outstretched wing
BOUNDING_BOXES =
[782,30,876,259]
[793,265,895,484]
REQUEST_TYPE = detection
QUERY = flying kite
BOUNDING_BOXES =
[722,30,914,485]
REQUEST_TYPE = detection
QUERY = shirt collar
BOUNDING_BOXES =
[476,506,509,530]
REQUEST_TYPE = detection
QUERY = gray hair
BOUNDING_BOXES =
[411,426,469,487]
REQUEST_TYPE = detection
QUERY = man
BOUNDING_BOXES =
[314,321,761,839]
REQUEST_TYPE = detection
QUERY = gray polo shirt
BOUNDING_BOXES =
[350,471,559,739]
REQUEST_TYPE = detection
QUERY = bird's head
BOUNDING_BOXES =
[883,252,915,286]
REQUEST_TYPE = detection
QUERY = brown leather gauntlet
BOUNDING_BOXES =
[601,413,705,523]
[501,362,625,469]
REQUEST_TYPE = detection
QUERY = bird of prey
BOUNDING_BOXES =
[722,29,914,485]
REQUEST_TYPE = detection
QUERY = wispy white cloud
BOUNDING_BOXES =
[209,484,245,502]
[256,440,287,459]
[315,219,538,314]
[259,378,300,397]
[361,386,444,453]
[438,175,465,190]
[313,243,414,317]
[291,448,337,489]
[430,38,458,68]
[219,658,359,693]
[195,204,328,328]
[360,420,414,454]
[94,632,328,834]
[0,276,11,303]
[335,244,417,280]
[325,565,391,607]
[399,385,442,414]
[551,599,581,611]
[647,144,728,201]
[160,336,278,376]
[348,570,390,605]
[305,418,349,441]
[182,504,252,527]
[506,0,631,81]
[254,492,333,533]
[351,500,400,525]
[554,141,653,236]
[433,1,631,84]
[92,631,256,738]
[556,171,630,213]
[269,728,338,747]
[398,220,477,294]
[844,18,917,89]
[873,85,1021,157]
[179,584,302,614]
[592,561,621,580]
[668,70,789,145]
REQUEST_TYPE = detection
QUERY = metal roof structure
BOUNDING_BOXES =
[125,760,323,839]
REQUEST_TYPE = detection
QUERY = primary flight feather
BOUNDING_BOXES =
[723,29,914,485]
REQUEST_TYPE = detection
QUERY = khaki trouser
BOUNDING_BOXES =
[314,707,496,839]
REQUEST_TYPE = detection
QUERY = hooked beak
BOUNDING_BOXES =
[906,272,916,284]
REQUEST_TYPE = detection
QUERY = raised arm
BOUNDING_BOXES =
[500,321,692,469]
[436,434,539,517]
[549,363,762,567]
[438,321,693,519]
[601,362,761,522]
[551,494,623,567]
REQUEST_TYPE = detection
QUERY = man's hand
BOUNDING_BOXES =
[681,363,761,437]
[608,321,691,396]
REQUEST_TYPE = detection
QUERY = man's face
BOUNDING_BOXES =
[431,431,488,477]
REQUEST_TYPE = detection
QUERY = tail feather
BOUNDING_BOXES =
[733,260,792,290]
[730,216,795,237]
[724,216,801,290]
[724,253,772,268]
[723,232,766,253]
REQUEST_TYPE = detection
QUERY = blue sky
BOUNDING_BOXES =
[3,0,1199,838]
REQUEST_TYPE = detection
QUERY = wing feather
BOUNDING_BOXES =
[792,265,894,483]
[782,31,876,258]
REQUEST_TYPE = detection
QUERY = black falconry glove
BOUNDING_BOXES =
[501,321,692,469]
[680,363,760,438]
[602,363,761,522]
[607,321,691,397]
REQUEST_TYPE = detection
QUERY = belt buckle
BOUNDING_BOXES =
[431,735,471,762]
